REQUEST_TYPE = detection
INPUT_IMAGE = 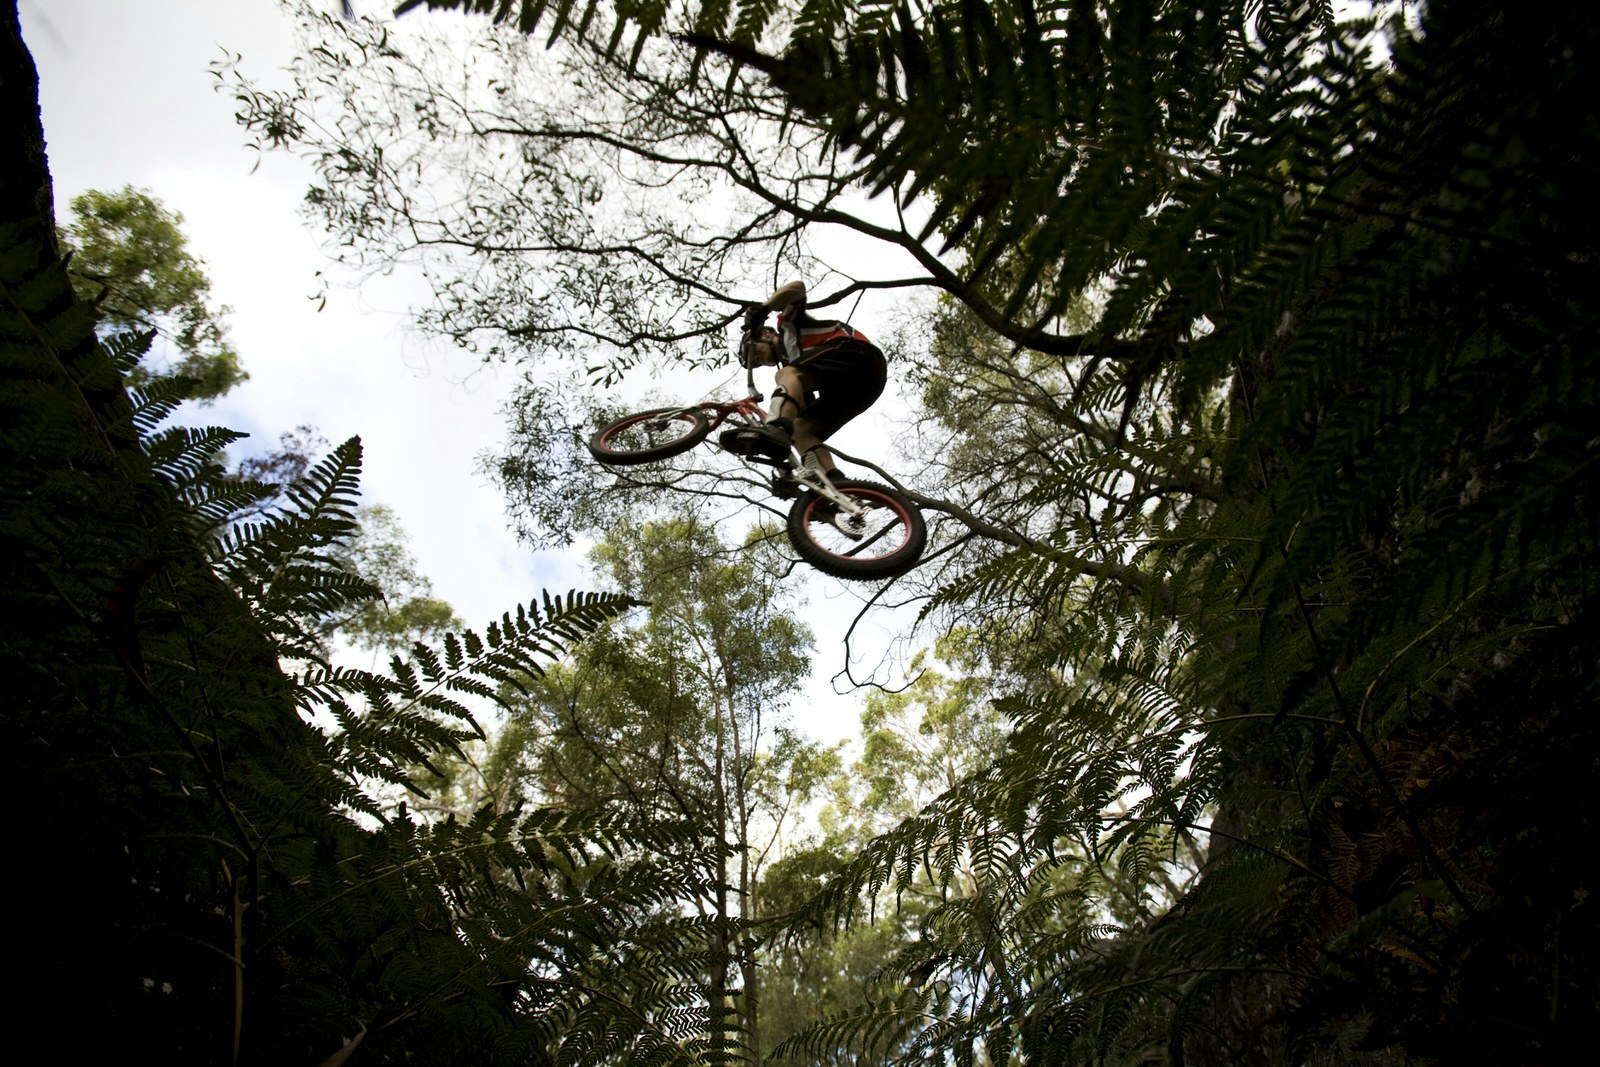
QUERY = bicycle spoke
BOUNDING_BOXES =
[837,517,902,558]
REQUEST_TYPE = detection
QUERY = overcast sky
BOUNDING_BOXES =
[19,0,924,742]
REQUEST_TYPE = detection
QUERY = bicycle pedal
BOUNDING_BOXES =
[771,475,800,499]
[719,428,763,456]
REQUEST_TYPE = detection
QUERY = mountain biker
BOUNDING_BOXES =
[734,280,887,487]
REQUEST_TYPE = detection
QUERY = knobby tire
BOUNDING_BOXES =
[589,407,711,465]
[786,479,926,580]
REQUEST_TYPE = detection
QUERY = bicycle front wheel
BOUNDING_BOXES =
[786,480,927,580]
[589,407,712,465]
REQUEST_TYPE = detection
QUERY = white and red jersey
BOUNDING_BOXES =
[775,305,873,365]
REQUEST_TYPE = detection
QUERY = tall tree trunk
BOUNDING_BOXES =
[1,0,57,256]
[738,777,760,1064]
[709,683,733,1059]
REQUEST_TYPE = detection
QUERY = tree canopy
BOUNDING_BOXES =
[60,185,246,399]
[10,0,1598,1063]
[238,0,1597,1060]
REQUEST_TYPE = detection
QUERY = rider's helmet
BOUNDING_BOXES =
[738,305,768,368]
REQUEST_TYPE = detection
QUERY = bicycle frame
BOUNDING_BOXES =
[653,366,866,519]
[690,394,771,434]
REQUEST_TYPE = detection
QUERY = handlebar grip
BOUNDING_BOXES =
[742,305,767,331]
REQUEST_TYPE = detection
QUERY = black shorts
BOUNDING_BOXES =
[791,341,887,440]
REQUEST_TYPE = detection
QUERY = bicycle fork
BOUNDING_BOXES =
[792,465,869,537]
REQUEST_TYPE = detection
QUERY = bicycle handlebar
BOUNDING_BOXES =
[737,303,771,386]
[745,357,762,401]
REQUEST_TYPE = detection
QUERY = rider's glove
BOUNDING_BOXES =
[737,305,769,368]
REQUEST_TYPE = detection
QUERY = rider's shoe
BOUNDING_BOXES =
[800,446,846,488]
[752,424,793,459]
[719,424,791,460]
[718,427,758,455]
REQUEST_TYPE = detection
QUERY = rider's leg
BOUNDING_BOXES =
[741,367,805,458]
[775,365,841,481]
[793,423,837,476]
[771,365,805,430]
[766,391,797,436]
[749,368,802,458]
[791,343,887,487]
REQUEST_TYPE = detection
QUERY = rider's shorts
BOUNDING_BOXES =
[791,341,887,440]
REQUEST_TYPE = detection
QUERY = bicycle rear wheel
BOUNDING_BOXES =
[786,480,926,580]
[589,407,712,465]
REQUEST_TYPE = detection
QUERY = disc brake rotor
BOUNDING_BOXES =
[831,509,867,539]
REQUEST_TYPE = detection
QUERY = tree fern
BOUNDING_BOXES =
[223,0,1600,1059]
[1,139,741,1062]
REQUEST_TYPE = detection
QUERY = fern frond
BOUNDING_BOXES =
[142,423,247,487]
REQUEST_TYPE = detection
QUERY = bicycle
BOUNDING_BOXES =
[588,341,926,581]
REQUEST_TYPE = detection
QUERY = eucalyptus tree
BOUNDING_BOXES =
[482,518,824,1063]
[842,632,1008,834]
[60,185,246,399]
[757,633,1029,1063]
[236,0,1599,1063]
[223,2,1040,565]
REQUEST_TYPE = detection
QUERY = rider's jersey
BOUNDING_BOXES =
[769,296,886,441]
[775,305,874,366]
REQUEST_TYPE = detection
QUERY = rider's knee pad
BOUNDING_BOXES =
[769,385,799,416]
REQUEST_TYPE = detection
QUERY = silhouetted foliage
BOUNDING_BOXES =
[397,2,1599,1062]
[31,0,1597,1063]
[3,11,740,1063]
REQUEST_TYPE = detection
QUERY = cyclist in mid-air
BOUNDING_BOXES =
[731,280,887,486]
